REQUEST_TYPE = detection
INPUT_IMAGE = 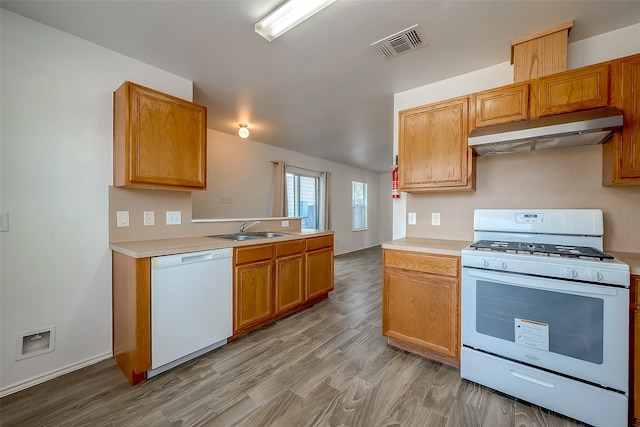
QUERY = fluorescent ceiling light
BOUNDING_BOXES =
[255,0,336,41]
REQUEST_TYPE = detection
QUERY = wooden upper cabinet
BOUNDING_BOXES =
[113,81,207,191]
[472,83,530,128]
[604,54,640,185]
[537,63,610,117]
[398,96,474,192]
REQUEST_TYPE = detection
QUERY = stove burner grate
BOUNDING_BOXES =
[469,240,614,260]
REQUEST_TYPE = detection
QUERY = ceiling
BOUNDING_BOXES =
[2,1,640,173]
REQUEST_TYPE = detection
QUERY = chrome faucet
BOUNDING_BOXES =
[240,220,261,234]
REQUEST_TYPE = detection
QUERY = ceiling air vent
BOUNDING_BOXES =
[371,25,426,59]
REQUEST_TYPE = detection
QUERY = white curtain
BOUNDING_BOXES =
[272,161,288,217]
[320,171,331,230]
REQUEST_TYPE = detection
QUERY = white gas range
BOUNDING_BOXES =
[460,209,630,427]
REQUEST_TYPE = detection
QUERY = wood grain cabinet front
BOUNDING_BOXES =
[382,249,460,368]
[234,244,274,332]
[536,63,610,117]
[604,53,640,185]
[398,96,474,192]
[275,240,305,314]
[113,81,207,191]
[231,235,335,339]
[471,83,530,128]
[305,235,335,301]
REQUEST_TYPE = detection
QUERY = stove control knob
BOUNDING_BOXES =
[563,267,577,279]
[587,270,603,282]
[497,260,507,270]
[479,258,490,268]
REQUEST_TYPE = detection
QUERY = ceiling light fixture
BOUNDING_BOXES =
[255,0,336,41]
[238,123,250,138]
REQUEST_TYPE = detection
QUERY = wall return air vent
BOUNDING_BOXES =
[371,24,426,59]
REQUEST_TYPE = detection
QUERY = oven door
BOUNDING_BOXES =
[461,267,629,393]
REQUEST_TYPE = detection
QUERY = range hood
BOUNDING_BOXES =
[468,107,623,156]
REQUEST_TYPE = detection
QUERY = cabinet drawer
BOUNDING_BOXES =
[306,235,334,252]
[384,250,459,278]
[538,64,610,116]
[633,275,640,307]
[235,244,273,265]
[276,240,304,258]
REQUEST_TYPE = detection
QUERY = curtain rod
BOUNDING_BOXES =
[271,161,325,174]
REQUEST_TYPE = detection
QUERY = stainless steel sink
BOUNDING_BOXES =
[208,231,286,241]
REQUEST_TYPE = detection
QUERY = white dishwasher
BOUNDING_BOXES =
[149,248,232,377]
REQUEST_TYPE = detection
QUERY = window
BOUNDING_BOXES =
[286,170,320,229]
[352,181,367,231]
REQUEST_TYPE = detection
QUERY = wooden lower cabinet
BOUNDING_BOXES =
[232,235,334,338]
[382,249,460,367]
[111,251,151,385]
[632,275,640,426]
[275,240,305,314]
[306,235,335,300]
[234,245,274,331]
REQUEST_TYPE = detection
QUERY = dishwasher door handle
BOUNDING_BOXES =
[181,253,213,264]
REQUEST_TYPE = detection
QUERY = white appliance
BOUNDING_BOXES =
[460,209,630,427]
[149,248,232,377]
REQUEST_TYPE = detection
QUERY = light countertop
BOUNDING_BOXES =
[110,229,333,258]
[382,237,471,257]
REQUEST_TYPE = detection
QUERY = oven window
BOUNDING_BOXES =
[476,280,604,364]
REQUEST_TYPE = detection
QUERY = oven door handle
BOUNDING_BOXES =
[465,268,621,296]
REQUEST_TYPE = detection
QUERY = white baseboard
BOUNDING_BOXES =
[0,352,113,398]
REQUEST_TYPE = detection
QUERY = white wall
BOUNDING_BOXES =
[392,23,640,243]
[0,9,193,396]
[192,130,383,255]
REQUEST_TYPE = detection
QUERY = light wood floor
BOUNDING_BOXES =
[1,245,588,427]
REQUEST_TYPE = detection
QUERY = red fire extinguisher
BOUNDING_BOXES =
[392,156,400,199]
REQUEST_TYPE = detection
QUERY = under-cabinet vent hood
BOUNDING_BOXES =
[468,107,623,156]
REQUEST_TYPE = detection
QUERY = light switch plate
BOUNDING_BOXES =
[408,212,416,225]
[166,211,181,225]
[116,211,129,227]
[432,212,441,226]
[144,211,155,226]
[282,220,289,227]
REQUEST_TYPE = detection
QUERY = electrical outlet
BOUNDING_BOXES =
[432,212,441,226]
[220,195,233,204]
[144,211,155,226]
[116,211,129,227]
[0,211,8,232]
[166,211,181,225]
[408,212,417,225]
[282,220,289,227]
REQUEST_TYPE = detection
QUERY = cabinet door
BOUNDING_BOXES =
[604,54,640,186]
[472,83,529,128]
[306,247,334,300]
[234,260,273,332]
[383,267,458,359]
[113,81,207,190]
[537,63,610,116]
[398,96,474,192]
[275,254,305,314]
